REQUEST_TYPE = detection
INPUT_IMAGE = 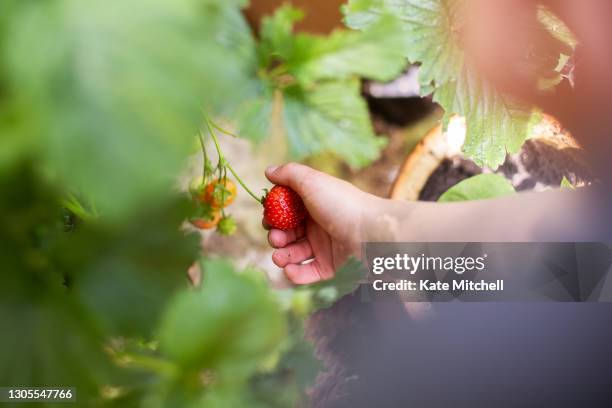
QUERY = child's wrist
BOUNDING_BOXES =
[360,196,411,243]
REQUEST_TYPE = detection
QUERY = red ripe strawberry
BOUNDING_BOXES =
[263,185,307,230]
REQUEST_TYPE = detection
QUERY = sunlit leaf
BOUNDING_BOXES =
[433,70,542,167]
[560,176,575,190]
[291,14,408,84]
[282,80,386,167]
[438,173,515,202]
[343,0,567,168]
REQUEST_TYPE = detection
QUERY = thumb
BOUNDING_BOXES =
[264,163,318,196]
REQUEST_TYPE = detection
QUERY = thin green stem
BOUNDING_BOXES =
[212,122,239,138]
[203,113,262,204]
[203,113,223,161]
[226,162,262,203]
[197,131,209,182]
[63,193,96,221]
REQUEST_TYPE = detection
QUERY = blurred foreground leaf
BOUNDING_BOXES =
[1,0,244,219]
[65,199,199,337]
[0,162,200,404]
[0,163,112,403]
[158,259,286,382]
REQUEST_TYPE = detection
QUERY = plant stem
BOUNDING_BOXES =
[63,193,96,221]
[203,113,262,204]
[197,131,209,182]
[203,113,223,159]
[226,162,262,203]
[212,122,239,138]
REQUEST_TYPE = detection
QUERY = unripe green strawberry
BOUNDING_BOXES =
[217,215,237,235]
[291,290,313,317]
[262,185,306,230]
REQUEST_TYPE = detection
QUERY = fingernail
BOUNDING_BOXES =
[266,165,279,174]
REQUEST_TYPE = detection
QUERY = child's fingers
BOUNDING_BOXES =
[284,261,325,285]
[267,225,305,248]
[272,239,314,267]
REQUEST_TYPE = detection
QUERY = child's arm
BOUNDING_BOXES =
[265,163,600,284]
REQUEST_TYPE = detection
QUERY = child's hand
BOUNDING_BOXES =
[264,163,376,284]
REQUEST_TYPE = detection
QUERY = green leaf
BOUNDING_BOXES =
[157,259,286,381]
[291,14,409,84]
[434,70,542,167]
[307,257,367,310]
[229,5,404,167]
[65,197,200,337]
[203,0,263,115]
[259,5,306,67]
[197,388,251,408]
[234,88,275,143]
[438,173,515,202]
[560,176,575,190]
[343,0,465,88]
[235,77,387,168]
[0,163,115,401]
[341,0,384,29]
[282,80,386,167]
[343,0,566,169]
[260,5,407,84]
[278,335,322,388]
[249,336,318,407]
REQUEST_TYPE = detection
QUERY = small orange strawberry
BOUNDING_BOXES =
[204,178,237,208]
[190,211,221,229]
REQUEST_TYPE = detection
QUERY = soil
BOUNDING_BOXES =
[419,157,482,201]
